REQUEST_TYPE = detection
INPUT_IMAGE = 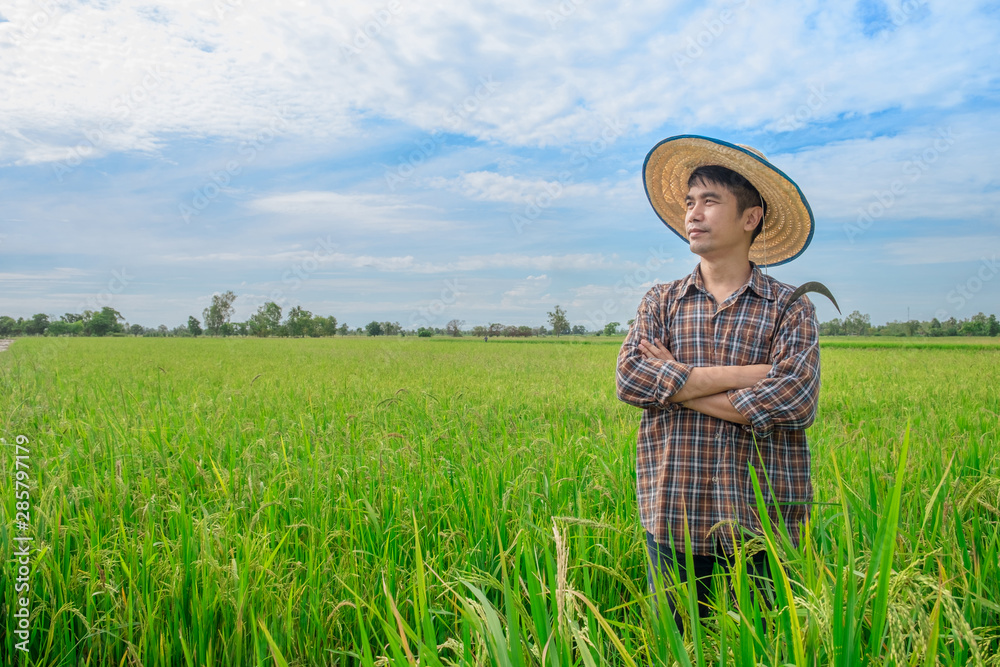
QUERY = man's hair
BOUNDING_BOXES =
[688,165,768,243]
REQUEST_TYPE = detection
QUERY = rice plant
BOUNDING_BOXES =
[0,337,997,665]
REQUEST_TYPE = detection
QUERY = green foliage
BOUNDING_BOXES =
[547,305,569,336]
[311,314,338,337]
[202,290,237,335]
[249,301,283,337]
[46,320,81,336]
[187,316,203,337]
[83,307,125,336]
[0,315,17,336]
[26,312,50,335]
[284,306,313,337]
[822,311,1000,337]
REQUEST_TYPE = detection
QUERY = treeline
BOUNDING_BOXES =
[0,306,346,339]
[820,310,1000,337]
[8,296,994,341]
[0,296,627,339]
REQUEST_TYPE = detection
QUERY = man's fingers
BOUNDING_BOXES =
[639,337,675,362]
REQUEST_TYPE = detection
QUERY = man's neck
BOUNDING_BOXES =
[698,255,753,305]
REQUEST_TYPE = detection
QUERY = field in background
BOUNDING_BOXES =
[1,337,998,665]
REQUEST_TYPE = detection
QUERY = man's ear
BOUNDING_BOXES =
[743,206,763,232]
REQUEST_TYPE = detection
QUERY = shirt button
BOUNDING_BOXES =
[712,476,719,484]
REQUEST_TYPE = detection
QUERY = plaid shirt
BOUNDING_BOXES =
[616,263,820,555]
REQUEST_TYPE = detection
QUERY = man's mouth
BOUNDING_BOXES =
[688,228,706,237]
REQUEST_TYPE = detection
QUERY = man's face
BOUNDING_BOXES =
[684,180,758,261]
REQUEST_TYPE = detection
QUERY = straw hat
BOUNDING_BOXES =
[642,135,814,267]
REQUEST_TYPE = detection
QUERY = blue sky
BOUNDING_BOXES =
[1,0,998,330]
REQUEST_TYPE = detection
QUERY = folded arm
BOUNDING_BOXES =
[680,392,750,424]
[637,338,770,403]
[725,299,821,437]
[615,291,770,409]
[615,292,691,408]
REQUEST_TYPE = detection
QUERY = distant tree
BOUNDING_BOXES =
[172,325,192,337]
[571,325,586,335]
[446,319,464,337]
[129,324,144,336]
[988,314,1000,337]
[0,316,16,336]
[84,307,125,336]
[249,302,282,337]
[382,321,402,336]
[365,321,383,336]
[417,327,433,337]
[339,323,349,336]
[488,323,504,337]
[285,306,314,337]
[157,324,168,336]
[231,321,248,337]
[471,325,487,338]
[820,318,843,336]
[547,305,569,336]
[603,321,621,336]
[536,325,548,336]
[46,321,72,336]
[960,312,989,336]
[62,313,84,323]
[202,291,237,336]
[187,316,203,336]
[25,313,50,336]
[843,310,871,336]
[312,315,337,336]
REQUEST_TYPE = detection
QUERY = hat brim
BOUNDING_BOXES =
[643,135,814,267]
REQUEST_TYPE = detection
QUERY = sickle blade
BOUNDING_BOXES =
[768,281,841,359]
[787,281,841,315]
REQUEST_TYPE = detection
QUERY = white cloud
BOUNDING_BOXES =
[0,267,90,282]
[775,115,1000,225]
[247,191,445,233]
[163,248,623,273]
[429,170,614,204]
[501,274,551,308]
[3,0,995,164]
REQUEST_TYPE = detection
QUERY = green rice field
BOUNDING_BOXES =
[1,336,998,665]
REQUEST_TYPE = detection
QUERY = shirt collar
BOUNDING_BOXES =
[680,262,776,302]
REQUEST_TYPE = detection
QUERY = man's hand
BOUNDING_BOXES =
[634,337,771,405]
[639,338,674,362]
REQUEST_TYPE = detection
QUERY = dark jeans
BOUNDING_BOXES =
[645,532,772,631]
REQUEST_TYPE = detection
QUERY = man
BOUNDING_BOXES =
[616,136,820,627]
